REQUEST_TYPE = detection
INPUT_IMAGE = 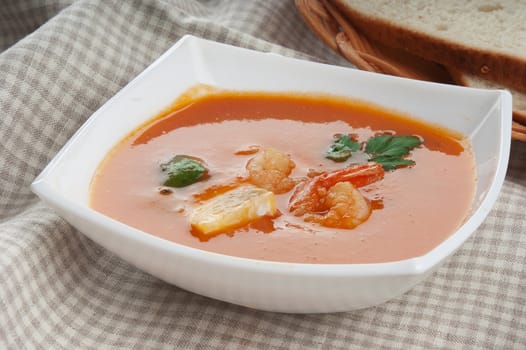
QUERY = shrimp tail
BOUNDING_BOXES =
[317,162,384,189]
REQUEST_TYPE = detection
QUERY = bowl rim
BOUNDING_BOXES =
[31,35,512,276]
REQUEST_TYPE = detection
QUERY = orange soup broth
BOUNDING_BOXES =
[90,90,476,264]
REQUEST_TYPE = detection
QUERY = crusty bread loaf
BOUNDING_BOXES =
[332,0,526,92]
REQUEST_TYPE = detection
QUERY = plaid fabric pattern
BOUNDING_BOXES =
[0,0,524,348]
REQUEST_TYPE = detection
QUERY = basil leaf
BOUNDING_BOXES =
[161,156,207,188]
[325,135,360,162]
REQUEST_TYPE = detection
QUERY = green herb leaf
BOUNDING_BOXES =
[365,135,422,170]
[325,135,360,162]
[160,155,207,188]
[368,156,415,171]
[364,135,392,155]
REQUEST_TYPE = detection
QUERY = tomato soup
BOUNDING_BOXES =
[90,88,476,264]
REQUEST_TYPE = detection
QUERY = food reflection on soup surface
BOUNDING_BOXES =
[90,86,476,264]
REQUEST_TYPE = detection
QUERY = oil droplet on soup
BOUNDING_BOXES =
[90,87,476,264]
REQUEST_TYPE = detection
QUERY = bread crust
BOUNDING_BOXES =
[332,0,526,92]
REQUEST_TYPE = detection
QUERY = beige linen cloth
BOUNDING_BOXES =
[1,0,525,348]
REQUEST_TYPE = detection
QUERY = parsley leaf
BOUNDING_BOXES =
[368,156,415,171]
[325,135,360,162]
[365,135,422,170]
[161,155,207,188]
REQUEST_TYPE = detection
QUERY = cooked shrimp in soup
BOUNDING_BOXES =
[288,163,384,229]
[246,147,296,194]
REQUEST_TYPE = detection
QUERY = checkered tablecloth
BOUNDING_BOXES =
[1,1,525,348]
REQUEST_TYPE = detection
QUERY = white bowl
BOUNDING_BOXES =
[31,35,511,313]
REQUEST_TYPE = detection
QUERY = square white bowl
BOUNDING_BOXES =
[31,35,511,313]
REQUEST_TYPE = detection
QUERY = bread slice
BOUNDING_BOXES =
[332,0,526,92]
[451,70,526,125]
[295,0,526,140]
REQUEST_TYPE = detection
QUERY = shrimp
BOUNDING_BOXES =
[304,182,372,229]
[289,162,384,229]
[246,148,296,194]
